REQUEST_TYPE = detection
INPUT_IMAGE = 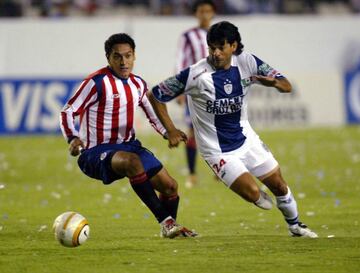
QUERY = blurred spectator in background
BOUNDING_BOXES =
[350,0,360,12]
[53,0,70,17]
[74,0,98,16]
[0,0,23,17]
[0,0,358,17]
[175,0,216,188]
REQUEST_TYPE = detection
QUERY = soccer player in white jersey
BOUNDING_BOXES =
[148,22,318,238]
[60,33,196,239]
[175,0,216,188]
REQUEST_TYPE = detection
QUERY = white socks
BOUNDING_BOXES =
[276,187,299,226]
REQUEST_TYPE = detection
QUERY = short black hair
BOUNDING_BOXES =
[192,0,216,13]
[207,21,244,55]
[104,33,135,58]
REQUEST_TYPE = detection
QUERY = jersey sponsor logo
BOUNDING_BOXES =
[205,95,244,115]
[223,79,233,94]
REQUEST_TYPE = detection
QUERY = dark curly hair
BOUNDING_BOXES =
[104,33,135,58]
[207,21,244,55]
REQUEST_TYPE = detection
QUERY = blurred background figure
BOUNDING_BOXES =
[175,0,216,189]
[2,0,359,17]
[0,0,23,17]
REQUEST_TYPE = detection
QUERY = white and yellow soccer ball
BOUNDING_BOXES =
[53,211,90,247]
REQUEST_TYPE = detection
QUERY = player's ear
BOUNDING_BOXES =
[231,41,238,53]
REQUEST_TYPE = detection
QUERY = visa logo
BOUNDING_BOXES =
[0,79,81,134]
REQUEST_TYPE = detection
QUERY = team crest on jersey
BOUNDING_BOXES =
[223,79,233,94]
[100,152,107,161]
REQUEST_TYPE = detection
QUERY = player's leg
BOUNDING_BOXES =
[150,167,198,237]
[111,151,170,224]
[186,127,197,183]
[184,100,197,189]
[206,155,272,209]
[258,168,317,237]
[133,145,197,238]
[248,139,318,237]
[78,144,186,238]
[229,173,273,210]
[248,139,318,238]
[150,167,179,219]
[258,167,298,223]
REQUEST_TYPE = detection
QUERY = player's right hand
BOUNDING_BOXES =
[167,129,188,148]
[69,137,85,156]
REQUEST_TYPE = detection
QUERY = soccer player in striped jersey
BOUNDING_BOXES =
[148,22,318,238]
[60,33,196,239]
[175,0,216,188]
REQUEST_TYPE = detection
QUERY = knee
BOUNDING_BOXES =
[112,152,143,176]
[231,179,260,203]
[244,184,260,202]
[164,177,178,196]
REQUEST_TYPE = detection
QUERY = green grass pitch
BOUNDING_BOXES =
[0,127,359,273]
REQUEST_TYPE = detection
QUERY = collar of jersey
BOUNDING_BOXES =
[107,66,130,83]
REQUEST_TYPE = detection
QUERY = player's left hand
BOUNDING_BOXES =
[253,75,277,87]
[69,137,84,156]
[167,129,188,148]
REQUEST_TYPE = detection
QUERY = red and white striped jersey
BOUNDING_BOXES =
[60,66,166,149]
[175,27,208,73]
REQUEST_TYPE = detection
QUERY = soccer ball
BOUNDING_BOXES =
[53,211,90,247]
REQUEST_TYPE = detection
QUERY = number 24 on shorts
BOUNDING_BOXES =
[212,159,226,173]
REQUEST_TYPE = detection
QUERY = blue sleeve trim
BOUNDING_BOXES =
[175,67,190,85]
[252,54,264,73]
[152,74,186,103]
[152,85,175,103]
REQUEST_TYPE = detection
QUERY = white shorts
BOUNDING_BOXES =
[204,138,278,187]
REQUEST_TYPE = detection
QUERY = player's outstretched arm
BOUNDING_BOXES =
[147,91,187,148]
[253,75,292,93]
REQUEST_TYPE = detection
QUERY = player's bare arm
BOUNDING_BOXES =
[69,137,84,156]
[147,91,187,148]
[253,75,292,93]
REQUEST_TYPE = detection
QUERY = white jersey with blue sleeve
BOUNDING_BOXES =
[152,51,285,157]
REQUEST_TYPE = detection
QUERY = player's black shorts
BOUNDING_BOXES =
[77,139,163,184]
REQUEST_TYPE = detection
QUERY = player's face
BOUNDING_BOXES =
[208,40,237,70]
[196,4,215,28]
[107,43,135,79]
